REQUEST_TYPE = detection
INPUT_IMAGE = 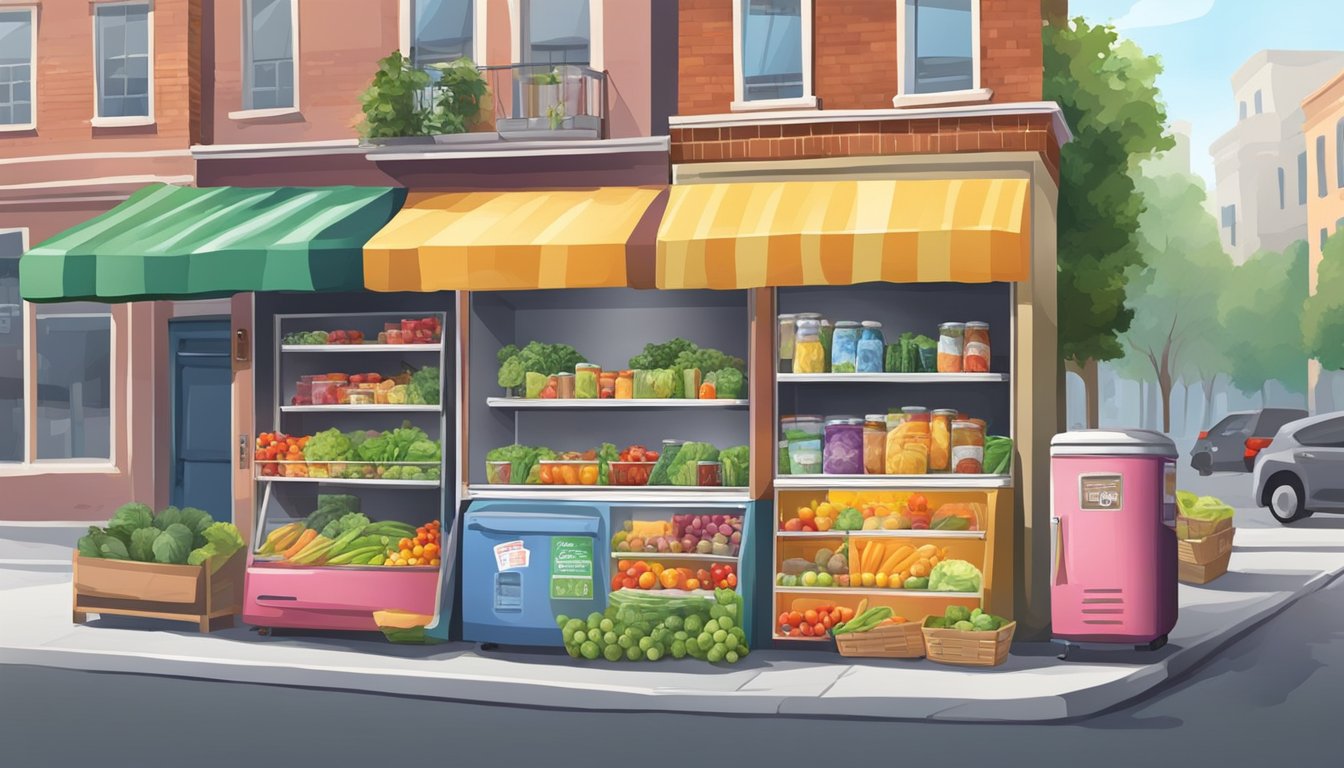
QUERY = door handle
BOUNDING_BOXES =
[1299,452,1316,460]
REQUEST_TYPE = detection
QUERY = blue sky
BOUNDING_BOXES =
[1070,0,1344,184]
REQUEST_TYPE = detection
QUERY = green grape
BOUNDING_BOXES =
[671,639,687,658]
[718,615,734,631]
[618,635,634,649]
[599,618,614,633]
[638,637,654,652]
[646,646,663,661]
[713,630,728,644]
[604,631,618,645]
[603,644,623,662]
[725,634,739,650]
[697,633,714,651]
[705,620,720,635]
[626,645,642,661]
[725,650,739,663]
[580,641,599,660]
[573,630,588,645]
[707,646,725,663]
[555,615,570,628]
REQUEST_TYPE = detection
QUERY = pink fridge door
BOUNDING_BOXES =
[1052,456,1168,642]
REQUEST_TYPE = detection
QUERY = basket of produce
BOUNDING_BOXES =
[1175,492,1235,584]
[558,587,748,664]
[831,603,924,659]
[921,606,1015,667]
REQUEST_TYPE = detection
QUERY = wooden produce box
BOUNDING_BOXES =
[834,620,926,659]
[922,620,1016,667]
[72,552,244,633]
[1177,526,1234,585]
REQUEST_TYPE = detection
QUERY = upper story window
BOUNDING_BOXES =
[1298,151,1308,205]
[1317,135,1328,198]
[896,0,985,106]
[522,0,589,66]
[0,8,34,129]
[243,0,296,111]
[1221,204,1237,247]
[1238,101,1246,120]
[1254,89,1263,114]
[1336,118,1344,188]
[1277,167,1285,210]
[94,3,152,120]
[733,0,813,109]
[414,0,474,68]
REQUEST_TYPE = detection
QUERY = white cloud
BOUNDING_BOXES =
[1113,0,1216,30]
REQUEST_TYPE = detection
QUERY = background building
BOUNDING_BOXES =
[1302,67,1344,412]
[1209,50,1344,263]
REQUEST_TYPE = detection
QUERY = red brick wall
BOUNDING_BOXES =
[678,0,1043,115]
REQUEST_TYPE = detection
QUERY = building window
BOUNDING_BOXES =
[1278,167,1286,210]
[1336,118,1344,189]
[1254,89,1262,114]
[0,8,34,128]
[1239,101,1247,120]
[1299,151,1308,205]
[1318,135,1328,198]
[522,0,589,66]
[243,0,296,110]
[0,230,23,461]
[734,0,809,105]
[413,0,473,68]
[1221,205,1237,247]
[94,3,152,119]
[902,0,978,96]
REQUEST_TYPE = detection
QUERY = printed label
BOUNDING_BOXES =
[964,341,990,360]
[494,540,529,571]
[550,536,594,601]
[950,444,984,471]
[1080,475,1124,511]
[937,336,963,356]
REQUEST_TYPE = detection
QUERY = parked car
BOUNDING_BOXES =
[1190,408,1308,475]
[1253,412,1344,524]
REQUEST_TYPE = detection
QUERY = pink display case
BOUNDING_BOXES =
[243,559,440,631]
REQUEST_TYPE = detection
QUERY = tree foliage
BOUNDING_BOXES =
[1045,19,1174,366]
[1218,241,1308,397]
[1304,230,1344,371]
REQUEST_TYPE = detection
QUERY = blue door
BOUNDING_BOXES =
[169,319,232,521]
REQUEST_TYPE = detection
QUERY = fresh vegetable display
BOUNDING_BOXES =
[256,496,435,568]
[832,605,902,635]
[775,543,850,588]
[610,514,743,557]
[609,560,736,592]
[257,426,441,481]
[851,542,949,589]
[496,341,589,390]
[719,445,749,487]
[485,443,556,485]
[382,519,442,567]
[776,603,855,638]
[608,444,660,486]
[407,366,440,405]
[927,559,983,593]
[925,604,1008,632]
[77,502,244,573]
[557,587,748,664]
[283,318,441,346]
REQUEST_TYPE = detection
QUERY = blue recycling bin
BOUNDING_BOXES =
[461,501,608,646]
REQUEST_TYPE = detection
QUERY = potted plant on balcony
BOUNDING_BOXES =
[522,67,580,130]
[357,52,491,144]
[423,57,490,137]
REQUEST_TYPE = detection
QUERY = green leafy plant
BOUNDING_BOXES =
[530,68,562,86]
[546,100,566,130]
[358,51,433,139]
[423,57,489,135]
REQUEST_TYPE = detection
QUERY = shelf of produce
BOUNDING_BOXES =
[280,405,442,413]
[486,397,748,409]
[610,587,717,600]
[774,475,1012,490]
[842,530,986,540]
[776,586,981,598]
[466,485,753,503]
[281,344,442,353]
[777,373,1008,384]
[610,551,738,563]
[249,560,439,572]
[255,476,441,488]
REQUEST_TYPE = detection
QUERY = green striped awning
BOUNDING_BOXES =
[20,184,408,302]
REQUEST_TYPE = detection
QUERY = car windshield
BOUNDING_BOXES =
[1211,414,1252,436]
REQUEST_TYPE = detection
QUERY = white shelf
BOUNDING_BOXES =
[775,587,981,598]
[280,404,441,413]
[774,475,1012,490]
[610,551,738,563]
[487,397,748,409]
[255,476,441,488]
[466,485,752,504]
[281,343,442,353]
[611,587,717,600]
[777,372,1008,384]
[776,529,984,539]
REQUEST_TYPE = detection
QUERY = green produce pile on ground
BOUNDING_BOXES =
[925,605,1009,632]
[77,503,244,573]
[557,588,748,664]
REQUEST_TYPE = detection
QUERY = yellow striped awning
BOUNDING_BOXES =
[655,178,1031,289]
[363,187,667,291]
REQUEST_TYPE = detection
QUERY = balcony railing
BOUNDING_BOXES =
[414,62,606,141]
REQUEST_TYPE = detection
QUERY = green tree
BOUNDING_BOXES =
[1217,241,1309,403]
[1123,170,1232,433]
[1304,230,1344,373]
[1045,19,1173,427]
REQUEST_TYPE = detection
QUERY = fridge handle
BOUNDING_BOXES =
[1051,516,1066,586]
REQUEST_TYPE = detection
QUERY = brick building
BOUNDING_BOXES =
[1302,68,1344,412]
[666,0,1069,636]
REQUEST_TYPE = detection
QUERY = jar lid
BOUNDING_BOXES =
[952,420,983,429]
[861,321,883,328]
[825,417,857,425]
[778,313,799,320]
[865,414,887,422]
[661,439,687,447]
[796,312,822,319]
[834,320,860,328]
[939,322,966,330]
[902,406,929,414]
[696,460,722,466]
[965,321,989,328]
[555,372,574,378]
[932,408,959,416]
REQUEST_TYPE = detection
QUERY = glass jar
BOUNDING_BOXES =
[615,370,634,399]
[697,461,723,487]
[778,313,798,374]
[938,322,965,373]
[823,417,864,475]
[930,409,957,472]
[782,414,824,442]
[556,372,576,399]
[792,319,826,373]
[347,388,375,406]
[598,371,617,399]
[778,440,792,475]
[831,321,861,373]
[863,415,887,475]
[856,321,885,373]
[964,322,991,372]
[885,407,931,474]
[951,420,986,474]
[574,364,600,399]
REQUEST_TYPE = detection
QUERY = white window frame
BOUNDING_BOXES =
[231,0,300,120]
[402,0,486,67]
[510,0,599,69]
[0,5,37,132]
[0,227,119,474]
[893,0,991,109]
[90,1,155,128]
[731,0,815,112]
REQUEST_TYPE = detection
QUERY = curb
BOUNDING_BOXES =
[2,564,1341,722]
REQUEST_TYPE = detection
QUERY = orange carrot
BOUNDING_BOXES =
[282,529,318,559]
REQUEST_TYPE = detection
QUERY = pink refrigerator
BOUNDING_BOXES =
[1049,430,1178,654]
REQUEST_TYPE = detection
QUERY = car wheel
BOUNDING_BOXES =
[1192,454,1212,477]
[1267,475,1309,524]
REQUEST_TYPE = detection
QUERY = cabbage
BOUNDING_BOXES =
[720,445,750,487]
[668,442,719,486]
[107,502,153,542]
[77,527,130,560]
[188,522,246,573]
[154,506,183,531]
[152,523,195,565]
[129,527,161,562]
[928,559,982,593]
[634,369,677,399]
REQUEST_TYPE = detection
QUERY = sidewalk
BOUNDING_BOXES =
[3,527,1342,722]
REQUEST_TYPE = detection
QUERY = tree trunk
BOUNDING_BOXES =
[1147,380,1160,430]
[1181,381,1191,435]
[1159,370,1174,433]
[1066,358,1100,428]
[1200,374,1217,431]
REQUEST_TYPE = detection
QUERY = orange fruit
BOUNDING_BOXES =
[788,611,804,626]
[801,623,814,637]
[803,609,819,625]
[813,622,826,636]
[798,507,816,522]
[637,572,656,589]
[650,563,665,576]
[685,578,701,591]
[783,518,803,532]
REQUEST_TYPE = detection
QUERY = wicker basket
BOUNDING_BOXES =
[833,620,926,659]
[922,620,1016,667]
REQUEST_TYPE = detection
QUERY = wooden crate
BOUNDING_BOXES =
[73,552,244,633]
[834,620,926,659]
[922,620,1016,667]
[1177,527,1234,566]
[1179,551,1231,585]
